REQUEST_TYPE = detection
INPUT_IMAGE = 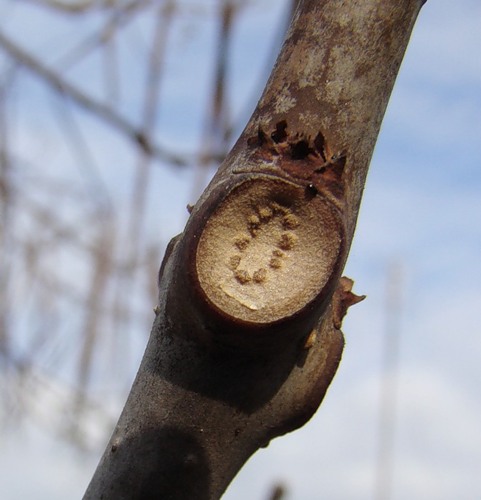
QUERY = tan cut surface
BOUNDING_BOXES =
[196,178,342,324]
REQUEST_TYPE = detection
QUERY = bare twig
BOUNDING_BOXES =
[192,0,237,197]
[109,0,175,342]
[74,220,115,423]
[18,0,145,15]
[0,29,189,165]
[0,69,16,363]
[54,0,150,69]
[374,262,404,500]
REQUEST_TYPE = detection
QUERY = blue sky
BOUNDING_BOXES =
[0,1,480,499]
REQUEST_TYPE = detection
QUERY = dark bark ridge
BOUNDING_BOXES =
[84,1,426,498]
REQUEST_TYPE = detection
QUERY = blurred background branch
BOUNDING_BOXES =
[0,0,293,449]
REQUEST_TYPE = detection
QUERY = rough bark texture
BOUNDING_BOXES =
[84,1,425,498]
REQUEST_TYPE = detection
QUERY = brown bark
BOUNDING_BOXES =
[84,1,426,498]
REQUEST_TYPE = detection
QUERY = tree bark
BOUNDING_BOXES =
[84,0,426,498]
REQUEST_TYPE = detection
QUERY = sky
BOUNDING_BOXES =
[1,0,480,499]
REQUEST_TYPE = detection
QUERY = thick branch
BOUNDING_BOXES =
[85,1,425,498]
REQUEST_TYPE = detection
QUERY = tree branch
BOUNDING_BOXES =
[84,0,426,498]
[0,29,188,166]
[19,0,146,14]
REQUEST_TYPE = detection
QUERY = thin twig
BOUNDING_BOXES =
[18,0,139,14]
[191,0,237,197]
[0,28,189,166]
[54,0,150,69]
